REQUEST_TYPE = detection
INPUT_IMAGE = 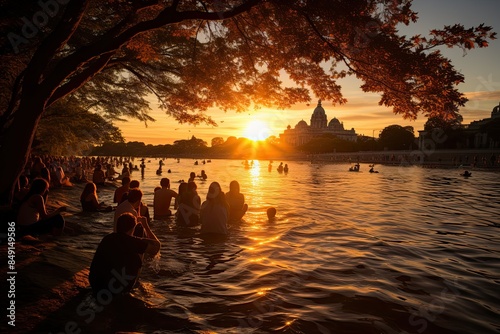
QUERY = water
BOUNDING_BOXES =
[72,159,500,333]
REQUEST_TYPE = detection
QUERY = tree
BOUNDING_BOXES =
[173,136,207,152]
[34,97,124,155]
[211,137,224,147]
[424,113,464,149]
[379,125,416,150]
[0,0,496,204]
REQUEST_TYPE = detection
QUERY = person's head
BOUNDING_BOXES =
[190,172,195,178]
[116,213,137,235]
[154,186,161,192]
[29,178,49,197]
[160,178,170,188]
[267,207,277,219]
[178,182,188,195]
[229,180,240,193]
[187,181,197,192]
[129,180,140,188]
[95,164,101,170]
[122,176,131,186]
[127,188,143,207]
[81,182,97,200]
[207,182,222,200]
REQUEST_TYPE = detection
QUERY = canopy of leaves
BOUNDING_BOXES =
[379,124,416,150]
[34,97,124,155]
[1,0,496,131]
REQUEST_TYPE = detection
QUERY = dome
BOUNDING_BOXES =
[296,120,308,129]
[310,100,327,129]
[492,102,500,119]
[328,117,344,131]
[312,100,326,117]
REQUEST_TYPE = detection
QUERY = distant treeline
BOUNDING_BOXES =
[89,133,396,158]
[90,136,291,159]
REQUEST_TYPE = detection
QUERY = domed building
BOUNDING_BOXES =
[417,102,500,149]
[279,100,357,146]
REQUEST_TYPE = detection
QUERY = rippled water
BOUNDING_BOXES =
[72,159,500,333]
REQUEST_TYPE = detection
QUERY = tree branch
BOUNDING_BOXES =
[23,0,89,93]
[43,0,263,108]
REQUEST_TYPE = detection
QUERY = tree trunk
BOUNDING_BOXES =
[0,99,44,207]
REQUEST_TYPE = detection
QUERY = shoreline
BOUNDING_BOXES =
[0,184,108,333]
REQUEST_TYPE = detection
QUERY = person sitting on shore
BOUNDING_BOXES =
[114,177,131,204]
[16,178,66,237]
[200,182,230,236]
[80,182,113,212]
[153,178,178,220]
[30,156,46,179]
[92,164,106,186]
[225,180,248,223]
[88,212,160,296]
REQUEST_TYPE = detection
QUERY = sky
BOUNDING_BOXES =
[116,0,500,145]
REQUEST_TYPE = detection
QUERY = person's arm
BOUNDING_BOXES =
[35,195,66,219]
[140,219,160,256]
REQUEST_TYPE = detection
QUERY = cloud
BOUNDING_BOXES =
[464,90,500,101]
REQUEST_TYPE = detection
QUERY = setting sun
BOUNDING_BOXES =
[243,120,271,141]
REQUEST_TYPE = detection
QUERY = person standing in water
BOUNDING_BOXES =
[153,178,178,219]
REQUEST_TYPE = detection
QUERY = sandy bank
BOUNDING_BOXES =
[0,184,105,333]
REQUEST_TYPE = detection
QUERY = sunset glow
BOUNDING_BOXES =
[243,120,271,141]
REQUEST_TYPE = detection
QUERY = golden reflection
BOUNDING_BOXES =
[248,235,280,246]
[250,160,260,178]
[257,288,271,296]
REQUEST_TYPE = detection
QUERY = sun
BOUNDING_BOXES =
[243,120,271,141]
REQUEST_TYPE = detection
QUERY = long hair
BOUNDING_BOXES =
[206,182,229,212]
[80,182,97,201]
[24,178,48,202]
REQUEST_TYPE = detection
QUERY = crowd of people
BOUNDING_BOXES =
[11,155,279,299]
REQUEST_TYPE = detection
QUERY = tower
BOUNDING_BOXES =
[310,100,327,129]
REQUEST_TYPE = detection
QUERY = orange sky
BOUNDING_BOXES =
[115,0,500,146]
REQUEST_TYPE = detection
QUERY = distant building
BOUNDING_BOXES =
[279,100,357,146]
[418,102,500,149]
[464,102,500,148]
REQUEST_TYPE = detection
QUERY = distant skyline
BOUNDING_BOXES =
[116,0,500,145]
